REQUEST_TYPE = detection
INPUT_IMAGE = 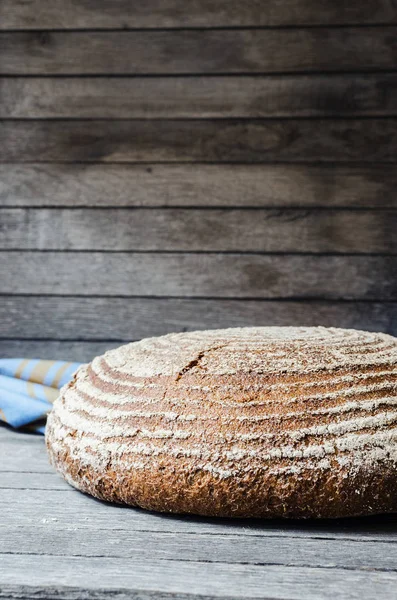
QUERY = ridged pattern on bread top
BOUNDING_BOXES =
[47,327,397,489]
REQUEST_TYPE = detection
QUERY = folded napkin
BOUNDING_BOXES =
[0,359,82,434]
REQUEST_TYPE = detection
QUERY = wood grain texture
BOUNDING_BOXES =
[0,436,52,473]
[1,553,397,600]
[2,296,397,340]
[0,471,69,490]
[1,163,397,208]
[0,466,396,542]
[4,524,397,570]
[0,588,277,600]
[3,508,397,551]
[2,208,397,253]
[0,588,158,600]
[2,119,397,163]
[3,74,397,119]
[1,29,396,75]
[1,252,397,299]
[0,340,117,362]
[2,0,396,29]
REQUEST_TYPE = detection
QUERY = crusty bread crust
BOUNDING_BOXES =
[46,327,397,518]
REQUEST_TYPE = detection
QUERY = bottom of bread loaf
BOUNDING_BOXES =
[46,435,397,519]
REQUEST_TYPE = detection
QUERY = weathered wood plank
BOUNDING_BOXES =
[3,524,397,571]
[2,208,397,253]
[0,437,51,472]
[1,475,397,542]
[1,29,396,75]
[1,164,397,208]
[1,433,397,543]
[1,554,397,599]
[0,587,149,600]
[3,74,397,119]
[1,252,396,299]
[0,340,118,362]
[1,120,397,163]
[2,297,397,340]
[2,0,396,29]
[0,587,254,600]
[0,471,69,490]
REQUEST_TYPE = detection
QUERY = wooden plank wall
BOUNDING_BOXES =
[1,1,397,362]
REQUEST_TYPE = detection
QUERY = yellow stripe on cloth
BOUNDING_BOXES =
[26,381,36,398]
[14,359,31,379]
[43,387,60,403]
[52,362,74,389]
[29,360,58,385]
[27,377,61,403]
[0,407,7,423]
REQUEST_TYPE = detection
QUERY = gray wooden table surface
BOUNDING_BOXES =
[1,426,397,600]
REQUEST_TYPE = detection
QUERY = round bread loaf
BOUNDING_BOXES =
[46,327,397,518]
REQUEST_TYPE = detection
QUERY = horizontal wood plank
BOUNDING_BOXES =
[0,437,51,473]
[1,434,396,542]
[1,29,396,75]
[2,119,397,163]
[0,473,396,542]
[2,208,397,253]
[3,74,397,119]
[2,0,396,29]
[1,252,397,299]
[1,553,397,599]
[0,471,69,490]
[0,340,118,362]
[2,297,397,340]
[1,163,397,208]
[3,524,397,571]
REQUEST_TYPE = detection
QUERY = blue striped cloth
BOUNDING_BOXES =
[0,359,82,434]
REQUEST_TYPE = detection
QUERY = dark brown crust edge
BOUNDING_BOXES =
[45,417,397,519]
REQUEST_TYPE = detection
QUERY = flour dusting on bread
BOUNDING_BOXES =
[46,327,397,518]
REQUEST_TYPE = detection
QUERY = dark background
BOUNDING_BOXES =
[1,0,397,362]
